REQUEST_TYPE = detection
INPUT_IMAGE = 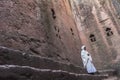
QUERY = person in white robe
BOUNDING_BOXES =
[81,45,97,74]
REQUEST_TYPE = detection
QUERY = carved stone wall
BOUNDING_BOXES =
[71,0,120,69]
[0,0,82,66]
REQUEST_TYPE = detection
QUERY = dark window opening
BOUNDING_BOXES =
[106,28,113,36]
[70,28,73,32]
[51,8,56,19]
[89,34,96,42]
[70,28,74,35]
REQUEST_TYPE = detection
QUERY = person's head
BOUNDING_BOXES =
[84,46,86,50]
[81,45,86,50]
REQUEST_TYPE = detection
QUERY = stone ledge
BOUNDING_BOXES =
[0,46,85,74]
[0,65,108,80]
[98,69,117,76]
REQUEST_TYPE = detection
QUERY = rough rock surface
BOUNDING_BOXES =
[0,65,108,80]
[0,46,112,80]
[1,0,120,77]
[70,0,120,70]
[0,46,114,80]
[0,0,82,66]
[0,46,86,74]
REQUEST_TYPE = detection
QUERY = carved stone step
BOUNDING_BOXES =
[98,69,117,76]
[0,65,108,80]
[103,76,118,80]
[0,46,85,74]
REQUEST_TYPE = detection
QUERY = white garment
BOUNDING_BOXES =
[81,47,96,73]
[81,50,88,68]
[86,54,96,73]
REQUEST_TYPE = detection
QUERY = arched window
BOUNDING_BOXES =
[89,34,96,42]
[106,28,113,36]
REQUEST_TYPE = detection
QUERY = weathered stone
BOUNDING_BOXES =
[0,65,108,80]
[0,46,86,74]
[0,0,120,78]
[70,0,120,71]
[0,0,82,66]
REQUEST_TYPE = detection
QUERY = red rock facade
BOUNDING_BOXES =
[71,0,120,68]
[0,0,82,66]
[0,0,120,69]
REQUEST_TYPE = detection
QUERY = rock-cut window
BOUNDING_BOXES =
[89,34,96,42]
[51,8,56,19]
[70,28,74,35]
[106,28,113,36]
